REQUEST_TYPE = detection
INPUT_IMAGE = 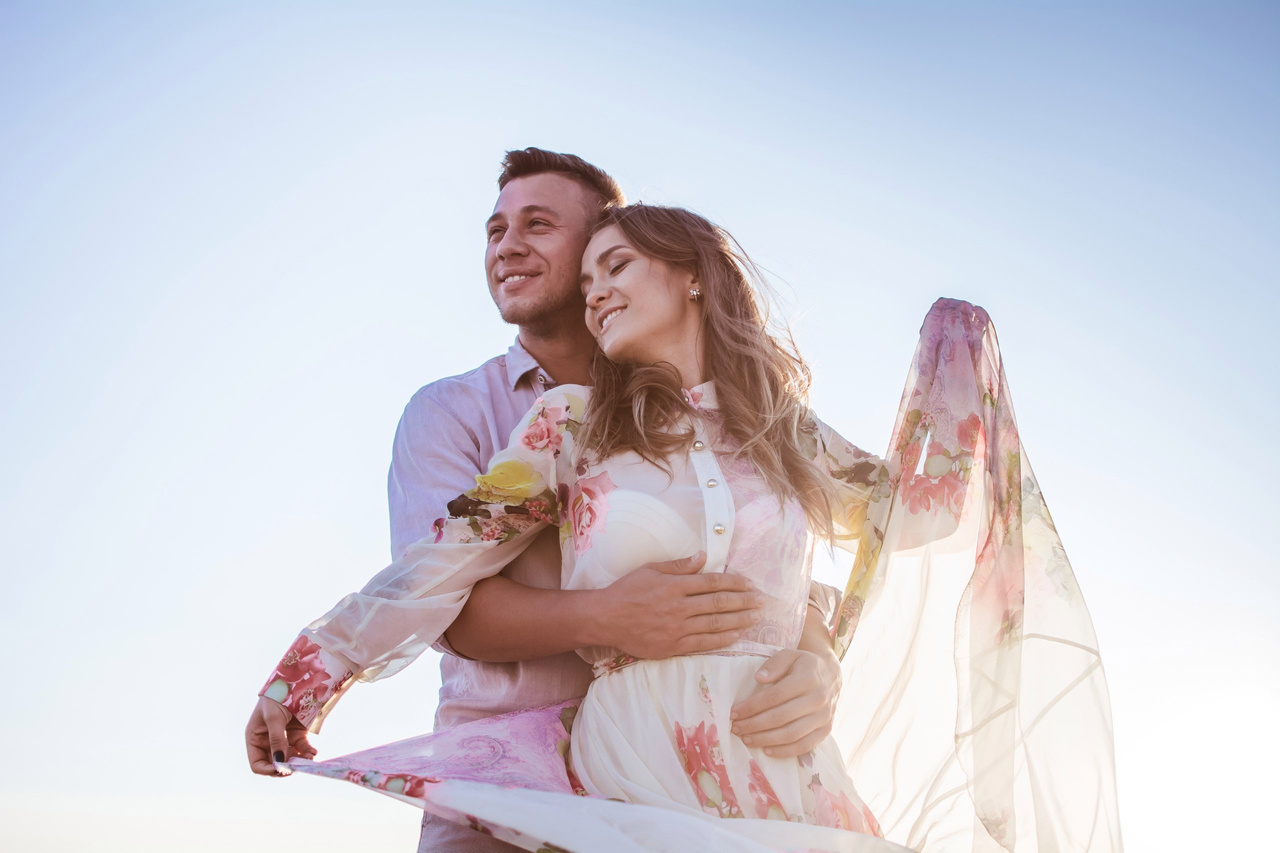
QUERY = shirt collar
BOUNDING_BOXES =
[504,337,554,392]
[682,380,717,410]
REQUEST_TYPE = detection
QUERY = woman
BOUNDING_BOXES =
[266,205,1120,852]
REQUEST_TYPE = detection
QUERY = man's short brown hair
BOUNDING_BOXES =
[498,147,625,210]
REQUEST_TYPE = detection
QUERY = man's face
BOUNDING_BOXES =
[485,173,595,330]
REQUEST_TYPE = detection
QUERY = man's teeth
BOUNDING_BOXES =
[504,274,532,283]
[600,308,625,331]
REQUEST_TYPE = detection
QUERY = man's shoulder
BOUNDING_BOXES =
[407,350,512,404]
[403,352,515,418]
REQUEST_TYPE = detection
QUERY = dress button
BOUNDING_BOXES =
[706,478,718,488]
[713,524,726,535]
[693,440,705,451]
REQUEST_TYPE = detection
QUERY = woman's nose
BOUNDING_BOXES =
[586,282,609,304]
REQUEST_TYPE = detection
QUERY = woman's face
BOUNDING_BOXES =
[580,225,703,373]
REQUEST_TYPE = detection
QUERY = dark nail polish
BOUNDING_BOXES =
[273,751,285,763]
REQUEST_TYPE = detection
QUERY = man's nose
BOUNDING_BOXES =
[496,228,528,260]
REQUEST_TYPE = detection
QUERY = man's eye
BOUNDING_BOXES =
[487,228,505,241]
[529,219,551,228]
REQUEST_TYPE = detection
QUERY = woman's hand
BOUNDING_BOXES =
[729,605,841,757]
[245,696,317,776]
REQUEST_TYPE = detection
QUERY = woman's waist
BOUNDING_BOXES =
[584,639,787,679]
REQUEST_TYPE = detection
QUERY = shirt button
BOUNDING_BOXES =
[713,524,726,535]
[706,478,718,488]
[537,375,547,385]
[693,440,705,451]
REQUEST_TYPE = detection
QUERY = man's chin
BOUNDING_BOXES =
[497,297,583,331]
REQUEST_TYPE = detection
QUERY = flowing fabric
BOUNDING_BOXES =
[284,299,1120,852]
[830,300,1121,851]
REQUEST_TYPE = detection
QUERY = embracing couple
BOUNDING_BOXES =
[245,149,1122,853]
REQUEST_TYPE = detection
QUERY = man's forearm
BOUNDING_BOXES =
[444,574,606,662]
[445,557,764,663]
[798,602,839,666]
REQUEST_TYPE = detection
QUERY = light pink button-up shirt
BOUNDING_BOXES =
[387,340,593,730]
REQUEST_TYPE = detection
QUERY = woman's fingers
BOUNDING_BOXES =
[246,699,292,775]
[749,713,832,757]
[731,648,838,753]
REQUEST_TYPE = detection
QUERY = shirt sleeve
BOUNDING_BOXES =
[388,384,492,560]
[388,384,501,657]
[259,388,587,732]
[805,580,841,630]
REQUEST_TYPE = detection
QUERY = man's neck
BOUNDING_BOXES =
[518,324,596,386]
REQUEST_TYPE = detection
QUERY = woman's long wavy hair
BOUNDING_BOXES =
[577,204,837,539]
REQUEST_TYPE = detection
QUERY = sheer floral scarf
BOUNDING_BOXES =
[828,299,1122,851]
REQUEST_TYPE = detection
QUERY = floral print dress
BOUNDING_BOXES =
[263,300,1121,853]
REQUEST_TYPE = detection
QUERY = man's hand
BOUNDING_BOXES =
[245,696,317,776]
[729,605,842,757]
[597,552,765,659]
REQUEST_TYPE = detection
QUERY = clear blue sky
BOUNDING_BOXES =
[1,2,1276,850]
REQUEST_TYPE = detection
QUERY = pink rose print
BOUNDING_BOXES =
[956,412,983,453]
[379,773,434,798]
[523,497,557,526]
[809,774,872,832]
[923,440,953,477]
[674,721,743,818]
[902,438,922,477]
[259,635,352,728]
[903,470,965,518]
[568,471,615,556]
[275,636,322,683]
[747,759,788,820]
[521,406,564,455]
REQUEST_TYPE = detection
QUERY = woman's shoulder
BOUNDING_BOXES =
[530,383,592,420]
[505,384,592,464]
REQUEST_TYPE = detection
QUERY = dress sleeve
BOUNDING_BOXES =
[259,388,588,732]
[826,300,1121,847]
[801,416,895,650]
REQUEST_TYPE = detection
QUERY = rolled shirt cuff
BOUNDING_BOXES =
[808,581,841,632]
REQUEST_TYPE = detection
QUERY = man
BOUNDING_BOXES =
[245,149,843,852]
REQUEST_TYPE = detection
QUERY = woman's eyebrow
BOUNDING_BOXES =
[593,245,627,267]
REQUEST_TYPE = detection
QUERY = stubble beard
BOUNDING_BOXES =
[497,277,587,339]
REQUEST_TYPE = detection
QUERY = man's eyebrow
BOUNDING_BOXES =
[487,204,562,228]
[519,204,560,219]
